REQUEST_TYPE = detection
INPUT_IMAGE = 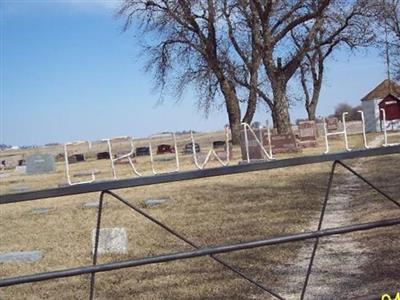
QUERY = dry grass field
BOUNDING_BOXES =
[0,131,399,299]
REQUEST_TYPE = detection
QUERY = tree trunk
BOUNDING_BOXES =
[271,79,291,134]
[271,109,278,132]
[306,105,316,120]
[241,69,258,124]
[306,74,322,121]
[219,79,241,145]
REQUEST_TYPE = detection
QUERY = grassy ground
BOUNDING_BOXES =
[344,154,400,297]
[0,132,399,299]
[297,152,400,299]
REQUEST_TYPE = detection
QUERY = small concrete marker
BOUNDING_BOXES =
[73,169,101,177]
[91,228,128,255]
[82,200,106,209]
[0,251,42,263]
[15,166,27,174]
[11,186,29,193]
[31,207,53,215]
[154,156,175,162]
[144,198,168,208]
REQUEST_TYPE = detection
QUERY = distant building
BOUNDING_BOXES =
[361,79,400,132]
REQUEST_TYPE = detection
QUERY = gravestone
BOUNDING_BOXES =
[68,154,85,164]
[215,150,231,160]
[136,147,150,156]
[144,198,168,208]
[154,156,175,162]
[31,207,53,215]
[75,154,85,162]
[184,143,200,154]
[264,133,301,154]
[26,154,55,175]
[326,117,340,139]
[91,228,128,255]
[298,121,318,148]
[11,186,29,193]
[0,251,42,263]
[55,153,65,162]
[156,144,174,155]
[15,166,27,174]
[212,141,226,149]
[97,152,110,160]
[240,128,268,160]
[326,117,339,132]
[82,200,107,209]
[73,169,101,177]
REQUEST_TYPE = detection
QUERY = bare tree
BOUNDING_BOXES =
[296,1,374,120]
[384,0,400,80]
[371,0,400,81]
[118,0,262,144]
[119,0,375,139]
[228,0,372,133]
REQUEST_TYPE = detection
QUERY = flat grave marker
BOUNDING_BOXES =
[73,169,101,177]
[82,200,107,209]
[11,186,29,193]
[31,207,54,215]
[144,198,169,208]
[91,228,128,255]
[0,251,42,263]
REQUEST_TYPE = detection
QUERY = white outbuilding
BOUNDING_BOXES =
[361,79,400,132]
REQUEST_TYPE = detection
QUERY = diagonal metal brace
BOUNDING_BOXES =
[98,190,285,300]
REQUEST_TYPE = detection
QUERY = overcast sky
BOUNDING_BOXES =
[1,0,388,146]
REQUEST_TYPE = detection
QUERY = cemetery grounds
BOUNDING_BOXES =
[0,130,399,299]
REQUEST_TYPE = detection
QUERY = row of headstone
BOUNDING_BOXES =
[240,120,323,160]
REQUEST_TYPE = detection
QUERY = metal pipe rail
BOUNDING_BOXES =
[1,217,399,288]
[1,145,399,204]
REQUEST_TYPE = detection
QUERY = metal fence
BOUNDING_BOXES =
[1,145,399,300]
